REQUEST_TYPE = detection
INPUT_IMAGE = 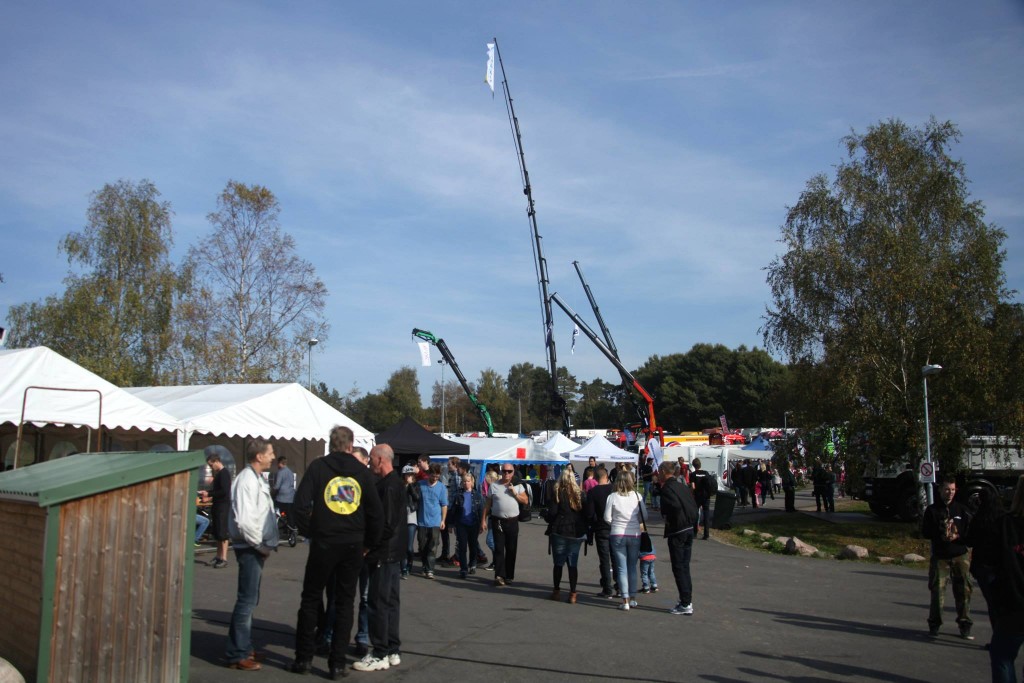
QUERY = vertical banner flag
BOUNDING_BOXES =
[648,437,663,468]
[571,324,580,354]
[719,414,729,434]
[418,342,431,367]
[485,43,495,92]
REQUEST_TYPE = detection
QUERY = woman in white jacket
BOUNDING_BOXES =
[604,471,646,611]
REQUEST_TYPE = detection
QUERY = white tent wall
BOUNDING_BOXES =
[0,347,185,468]
[672,445,774,487]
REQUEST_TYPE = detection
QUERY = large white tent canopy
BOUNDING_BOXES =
[567,434,636,463]
[124,383,374,450]
[431,437,566,464]
[0,347,184,458]
[542,433,581,457]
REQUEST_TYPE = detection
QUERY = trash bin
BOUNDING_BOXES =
[712,490,737,530]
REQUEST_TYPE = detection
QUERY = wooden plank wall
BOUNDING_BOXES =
[0,501,46,679]
[49,471,191,683]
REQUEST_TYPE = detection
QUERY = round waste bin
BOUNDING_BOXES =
[712,490,737,529]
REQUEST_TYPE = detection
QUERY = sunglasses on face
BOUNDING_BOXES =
[502,469,514,474]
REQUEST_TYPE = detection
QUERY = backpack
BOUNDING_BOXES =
[703,472,719,497]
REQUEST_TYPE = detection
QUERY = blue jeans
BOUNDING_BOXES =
[455,523,480,573]
[610,535,640,599]
[641,559,657,590]
[195,513,210,542]
[355,565,370,647]
[991,627,1024,683]
[550,534,584,568]
[226,547,265,663]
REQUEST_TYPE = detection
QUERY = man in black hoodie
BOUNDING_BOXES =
[658,460,699,616]
[352,444,407,672]
[291,426,384,679]
[921,475,973,639]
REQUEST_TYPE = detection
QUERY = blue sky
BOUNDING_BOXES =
[1,1,1022,405]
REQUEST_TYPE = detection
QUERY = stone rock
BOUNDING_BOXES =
[0,658,25,683]
[839,544,869,560]
[742,528,756,536]
[903,553,926,563]
[759,532,774,541]
[879,557,895,564]
[784,537,818,556]
[775,536,790,546]
[761,542,771,548]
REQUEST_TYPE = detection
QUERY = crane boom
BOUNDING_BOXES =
[492,38,571,435]
[548,293,662,446]
[412,328,495,436]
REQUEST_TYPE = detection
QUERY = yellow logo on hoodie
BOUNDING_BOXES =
[324,476,362,515]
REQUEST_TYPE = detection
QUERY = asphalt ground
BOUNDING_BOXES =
[189,490,991,682]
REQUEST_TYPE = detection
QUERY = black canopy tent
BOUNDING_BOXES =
[374,417,469,468]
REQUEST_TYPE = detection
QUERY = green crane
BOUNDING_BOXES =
[412,328,495,436]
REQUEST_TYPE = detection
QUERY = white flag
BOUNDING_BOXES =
[418,342,431,367]
[485,43,495,92]
[571,324,580,354]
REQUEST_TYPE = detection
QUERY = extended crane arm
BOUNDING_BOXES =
[548,293,660,441]
[412,328,495,436]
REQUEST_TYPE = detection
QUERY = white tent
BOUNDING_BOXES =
[124,383,373,451]
[567,434,636,463]
[432,437,566,464]
[542,432,581,458]
[0,347,185,467]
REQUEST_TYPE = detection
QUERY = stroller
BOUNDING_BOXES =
[277,507,298,547]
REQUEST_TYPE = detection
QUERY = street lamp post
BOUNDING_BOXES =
[922,364,943,506]
[784,411,792,431]
[307,338,319,391]
[438,359,446,434]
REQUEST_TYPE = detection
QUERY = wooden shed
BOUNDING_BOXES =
[0,450,205,683]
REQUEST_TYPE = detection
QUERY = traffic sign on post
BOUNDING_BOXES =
[919,460,936,484]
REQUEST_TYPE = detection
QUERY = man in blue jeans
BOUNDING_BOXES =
[224,439,279,671]
[656,460,698,616]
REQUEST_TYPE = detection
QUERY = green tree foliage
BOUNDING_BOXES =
[352,367,423,433]
[475,368,513,432]
[180,181,327,383]
[634,344,786,431]
[7,179,179,385]
[762,118,1014,470]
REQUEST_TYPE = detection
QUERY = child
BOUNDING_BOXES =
[640,543,659,594]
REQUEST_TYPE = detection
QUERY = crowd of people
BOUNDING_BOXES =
[207,432,706,677]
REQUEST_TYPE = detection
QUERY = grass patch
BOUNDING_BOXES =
[716,514,930,565]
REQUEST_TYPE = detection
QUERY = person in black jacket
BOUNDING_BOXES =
[546,468,588,603]
[352,444,407,672]
[987,475,1024,681]
[689,458,713,540]
[291,426,384,679]
[921,475,973,640]
[584,466,617,598]
[657,460,698,616]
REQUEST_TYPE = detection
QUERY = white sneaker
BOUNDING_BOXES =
[629,599,638,608]
[670,602,694,616]
[352,654,390,672]
[387,653,401,667]
[617,602,630,611]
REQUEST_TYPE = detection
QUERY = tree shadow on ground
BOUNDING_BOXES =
[738,607,976,647]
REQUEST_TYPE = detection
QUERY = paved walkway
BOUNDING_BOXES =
[189,495,989,682]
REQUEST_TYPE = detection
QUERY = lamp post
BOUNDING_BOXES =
[922,364,943,506]
[307,338,319,390]
[438,358,446,434]
[784,411,792,431]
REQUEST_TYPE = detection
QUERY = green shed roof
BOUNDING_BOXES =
[0,450,206,507]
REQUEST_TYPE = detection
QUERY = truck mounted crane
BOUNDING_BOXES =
[412,328,495,437]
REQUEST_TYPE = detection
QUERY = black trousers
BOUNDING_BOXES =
[696,497,711,537]
[595,528,615,593]
[490,516,520,581]
[667,529,695,606]
[784,487,796,512]
[295,540,363,662]
[366,560,401,657]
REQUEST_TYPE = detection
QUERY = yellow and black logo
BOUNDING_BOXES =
[324,476,362,515]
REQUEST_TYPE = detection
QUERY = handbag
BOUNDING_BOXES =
[635,491,653,553]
